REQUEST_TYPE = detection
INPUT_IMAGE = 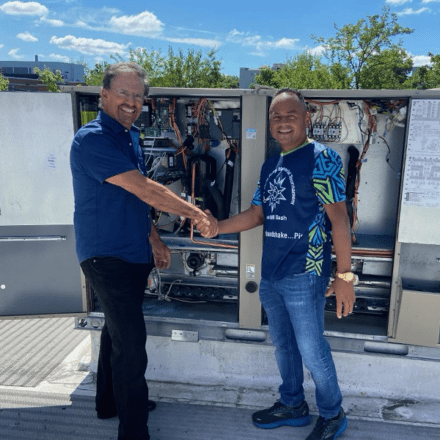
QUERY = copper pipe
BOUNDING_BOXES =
[333,247,393,258]
[190,162,238,249]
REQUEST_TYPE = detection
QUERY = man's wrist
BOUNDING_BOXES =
[336,271,356,283]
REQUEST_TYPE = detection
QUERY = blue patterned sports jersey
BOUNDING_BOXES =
[252,140,346,281]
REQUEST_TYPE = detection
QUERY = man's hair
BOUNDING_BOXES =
[273,87,308,111]
[99,62,149,107]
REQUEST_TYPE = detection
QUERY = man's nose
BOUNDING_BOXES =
[126,93,136,104]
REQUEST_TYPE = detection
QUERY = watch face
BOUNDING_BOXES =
[338,272,354,282]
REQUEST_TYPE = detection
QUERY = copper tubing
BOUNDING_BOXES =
[190,162,238,249]
[333,247,393,258]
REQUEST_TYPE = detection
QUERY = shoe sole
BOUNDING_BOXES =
[332,417,347,439]
[253,414,311,429]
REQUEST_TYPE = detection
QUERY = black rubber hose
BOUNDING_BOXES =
[203,178,226,220]
[223,148,236,219]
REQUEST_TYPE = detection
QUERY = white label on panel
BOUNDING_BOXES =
[246,128,257,139]
[246,264,256,279]
[46,154,57,169]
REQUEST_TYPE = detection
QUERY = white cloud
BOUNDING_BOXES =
[412,55,433,66]
[422,0,440,3]
[40,16,65,27]
[75,20,90,28]
[50,34,130,55]
[397,7,429,14]
[49,53,70,62]
[0,44,4,49]
[227,29,299,56]
[17,31,38,42]
[386,0,412,4]
[109,11,164,37]
[308,45,327,56]
[8,48,23,59]
[273,38,299,50]
[0,1,48,16]
[164,37,221,48]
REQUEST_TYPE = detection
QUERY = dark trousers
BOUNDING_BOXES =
[81,257,154,440]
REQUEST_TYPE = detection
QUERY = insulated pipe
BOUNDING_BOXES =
[190,163,238,249]
[203,177,226,220]
[223,148,236,219]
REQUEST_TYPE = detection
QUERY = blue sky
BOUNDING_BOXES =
[0,0,439,76]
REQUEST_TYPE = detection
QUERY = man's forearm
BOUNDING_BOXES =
[107,170,205,221]
[143,179,204,220]
[331,214,352,272]
[218,205,264,234]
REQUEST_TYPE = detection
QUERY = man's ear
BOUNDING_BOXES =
[100,87,108,104]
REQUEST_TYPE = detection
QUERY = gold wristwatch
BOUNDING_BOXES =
[336,272,355,283]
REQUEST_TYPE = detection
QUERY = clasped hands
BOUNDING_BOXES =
[192,209,219,238]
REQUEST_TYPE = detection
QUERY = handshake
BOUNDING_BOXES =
[193,209,219,238]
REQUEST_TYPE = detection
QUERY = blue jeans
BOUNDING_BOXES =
[259,272,342,419]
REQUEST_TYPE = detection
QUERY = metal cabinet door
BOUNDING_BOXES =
[0,92,86,319]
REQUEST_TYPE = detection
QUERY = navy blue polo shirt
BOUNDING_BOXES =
[70,111,152,264]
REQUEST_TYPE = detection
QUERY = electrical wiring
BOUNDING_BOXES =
[379,135,400,174]
[350,101,378,242]
[208,100,234,150]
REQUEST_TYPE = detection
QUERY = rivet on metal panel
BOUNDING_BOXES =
[171,330,199,342]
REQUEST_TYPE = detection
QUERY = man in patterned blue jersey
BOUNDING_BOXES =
[202,89,355,440]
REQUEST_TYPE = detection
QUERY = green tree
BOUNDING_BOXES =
[218,74,239,89]
[253,65,278,88]
[34,67,63,92]
[254,53,351,89]
[312,6,413,89]
[151,47,222,88]
[404,53,440,89]
[84,61,108,86]
[83,48,241,89]
[357,48,413,89]
[110,46,232,88]
[0,71,8,90]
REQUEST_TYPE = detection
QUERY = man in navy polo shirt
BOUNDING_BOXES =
[203,89,355,440]
[70,62,214,440]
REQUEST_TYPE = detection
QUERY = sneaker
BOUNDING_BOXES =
[252,400,311,429]
[306,408,347,440]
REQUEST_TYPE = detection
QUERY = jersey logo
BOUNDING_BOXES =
[266,175,287,212]
[263,168,296,212]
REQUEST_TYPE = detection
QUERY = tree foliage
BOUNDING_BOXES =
[84,61,108,86]
[254,53,351,89]
[0,71,8,91]
[404,53,440,89]
[312,6,413,89]
[357,48,413,89]
[34,67,63,92]
[84,47,238,89]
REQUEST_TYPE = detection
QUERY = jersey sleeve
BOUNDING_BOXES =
[312,148,346,205]
[251,180,262,206]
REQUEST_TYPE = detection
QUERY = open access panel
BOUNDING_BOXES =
[2,87,438,357]
[67,87,440,356]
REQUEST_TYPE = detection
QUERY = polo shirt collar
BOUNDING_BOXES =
[97,110,140,134]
